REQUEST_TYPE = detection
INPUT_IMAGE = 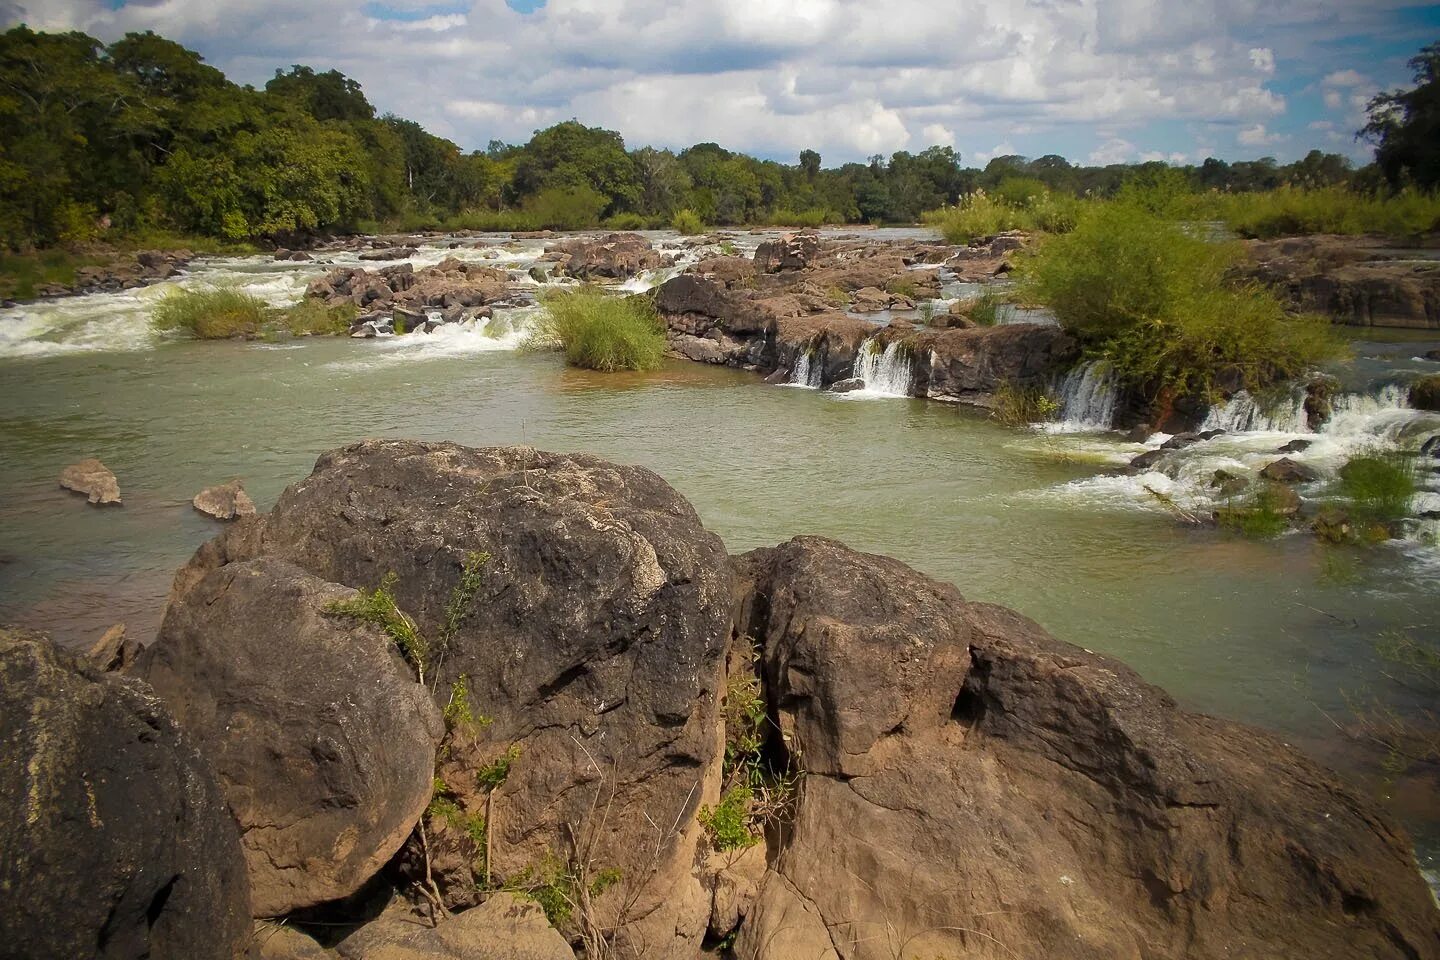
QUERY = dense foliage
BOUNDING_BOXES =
[4,25,1431,252]
[1363,42,1440,191]
[1014,198,1341,400]
[525,287,666,372]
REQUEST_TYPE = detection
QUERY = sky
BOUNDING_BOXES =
[5,0,1439,168]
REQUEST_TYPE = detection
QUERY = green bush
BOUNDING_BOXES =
[698,785,758,851]
[1338,452,1417,523]
[603,212,652,231]
[767,207,839,227]
[994,176,1048,207]
[525,286,666,372]
[1014,200,1340,398]
[151,286,272,339]
[922,191,1034,243]
[671,208,704,235]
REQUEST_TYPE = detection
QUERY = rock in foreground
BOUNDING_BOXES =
[0,627,250,959]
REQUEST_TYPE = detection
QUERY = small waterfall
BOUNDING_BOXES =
[1200,389,1307,433]
[1202,385,1413,436]
[1054,361,1119,430]
[789,349,822,388]
[851,338,914,397]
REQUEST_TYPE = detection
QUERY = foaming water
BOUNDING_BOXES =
[1048,360,1120,432]
[787,350,823,388]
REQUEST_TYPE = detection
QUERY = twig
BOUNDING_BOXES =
[1142,484,1203,525]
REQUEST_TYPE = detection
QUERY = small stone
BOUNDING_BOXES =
[59,458,121,505]
[830,377,866,393]
[193,481,257,521]
[1260,457,1320,484]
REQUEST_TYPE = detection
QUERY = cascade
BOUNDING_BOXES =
[1053,361,1119,430]
[851,338,914,397]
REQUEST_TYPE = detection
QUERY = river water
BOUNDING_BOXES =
[2,230,1438,882]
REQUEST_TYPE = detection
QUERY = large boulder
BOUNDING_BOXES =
[754,231,820,272]
[730,537,1440,960]
[904,323,1081,403]
[0,628,251,959]
[551,233,663,280]
[166,441,732,957]
[1241,236,1440,329]
[137,558,445,916]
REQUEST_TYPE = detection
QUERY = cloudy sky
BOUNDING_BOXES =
[6,0,1438,167]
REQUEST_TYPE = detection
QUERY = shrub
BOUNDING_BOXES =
[994,176,1048,207]
[698,785,758,851]
[151,286,272,339]
[603,212,651,231]
[991,381,1059,426]
[324,571,428,679]
[922,191,1034,243]
[1014,200,1341,399]
[523,186,609,230]
[525,287,666,372]
[768,207,838,228]
[275,299,355,337]
[671,208,704,235]
[1338,451,1417,524]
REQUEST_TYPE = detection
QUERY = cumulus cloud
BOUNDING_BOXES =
[1089,138,1136,164]
[2,0,1428,164]
[1237,123,1287,147]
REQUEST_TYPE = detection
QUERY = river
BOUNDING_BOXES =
[1,229,1437,884]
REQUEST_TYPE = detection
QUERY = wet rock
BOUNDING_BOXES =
[1410,374,1440,411]
[850,286,891,312]
[86,622,141,672]
[1241,236,1440,329]
[59,457,121,505]
[1278,438,1313,454]
[1312,505,1357,544]
[527,265,548,283]
[137,558,444,916]
[669,332,736,364]
[829,377,866,393]
[1129,449,1167,472]
[730,537,1440,960]
[1260,457,1319,483]
[910,324,1080,404]
[349,320,391,338]
[1161,432,1202,450]
[927,311,975,330]
[1304,375,1339,431]
[392,306,427,332]
[335,893,572,960]
[1424,348,1440,361]
[193,480,257,521]
[1210,469,1248,498]
[1422,434,1440,458]
[1123,425,1152,443]
[0,628,251,959]
[754,230,820,272]
[359,247,418,261]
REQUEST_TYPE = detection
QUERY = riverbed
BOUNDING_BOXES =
[2,229,1437,882]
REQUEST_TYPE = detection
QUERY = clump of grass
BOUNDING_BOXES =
[718,240,738,257]
[525,286,666,372]
[1014,199,1342,400]
[964,288,1003,326]
[671,209,704,235]
[275,299,356,337]
[923,190,1034,243]
[1337,451,1416,525]
[991,380,1059,426]
[886,276,918,299]
[151,286,272,339]
[476,744,521,790]
[1216,484,1293,539]
[325,572,428,681]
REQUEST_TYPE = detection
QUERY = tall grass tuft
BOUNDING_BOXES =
[1212,186,1440,239]
[671,209,704,235]
[1014,200,1341,399]
[1337,451,1417,524]
[151,287,272,339]
[923,191,1033,243]
[525,286,666,372]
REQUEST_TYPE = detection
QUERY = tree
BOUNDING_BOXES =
[265,65,374,123]
[799,149,821,179]
[512,121,640,215]
[1362,41,1440,190]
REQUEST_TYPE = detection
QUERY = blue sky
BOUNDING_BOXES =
[8,0,1438,168]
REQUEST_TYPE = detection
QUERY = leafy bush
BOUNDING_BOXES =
[1338,451,1417,523]
[698,785,758,851]
[476,744,521,790]
[767,207,839,227]
[671,208,704,235]
[151,286,272,339]
[526,287,666,372]
[922,191,1034,243]
[603,212,651,231]
[1014,200,1340,399]
[994,176,1048,207]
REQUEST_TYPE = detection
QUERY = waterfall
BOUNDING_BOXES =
[1053,361,1119,430]
[851,338,914,397]
[1202,385,1413,437]
[789,349,822,388]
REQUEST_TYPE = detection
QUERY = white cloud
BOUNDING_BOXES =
[973,141,1016,166]
[1089,138,1135,165]
[1322,69,1367,87]
[1237,123,1287,147]
[921,123,956,148]
[1248,47,1275,74]
[1307,120,1334,131]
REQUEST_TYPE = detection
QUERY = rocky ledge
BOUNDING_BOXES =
[5,439,1437,960]
[1239,234,1440,329]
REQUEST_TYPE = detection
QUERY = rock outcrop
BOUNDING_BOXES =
[1242,235,1440,328]
[549,232,664,280]
[754,231,821,272]
[155,441,732,957]
[336,893,573,960]
[306,259,508,314]
[137,558,445,917]
[0,627,251,959]
[59,457,121,505]
[730,536,1440,960]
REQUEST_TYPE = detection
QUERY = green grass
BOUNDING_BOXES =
[525,287,666,372]
[151,287,273,339]
[1337,451,1417,524]
[1014,199,1341,399]
[923,191,1034,243]
[991,380,1060,426]
[273,299,356,337]
[1217,484,1293,539]
[1209,186,1440,239]
[671,208,704,235]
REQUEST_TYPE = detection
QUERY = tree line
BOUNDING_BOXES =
[1,25,1434,251]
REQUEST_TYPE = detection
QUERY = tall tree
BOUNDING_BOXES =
[1362,41,1440,190]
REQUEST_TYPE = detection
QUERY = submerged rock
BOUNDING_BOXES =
[0,628,251,959]
[193,480,257,521]
[59,457,121,505]
[1278,438,1313,453]
[829,377,865,393]
[137,557,444,917]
